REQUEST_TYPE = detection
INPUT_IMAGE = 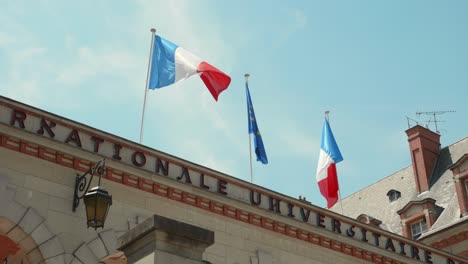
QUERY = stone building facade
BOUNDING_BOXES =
[330,125,468,259]
[0,96,466,263]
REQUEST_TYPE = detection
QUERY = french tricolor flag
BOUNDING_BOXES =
[148,35,231,101]
[316,118,343,208]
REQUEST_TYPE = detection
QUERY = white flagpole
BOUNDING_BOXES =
[245,73,254,183]
[325,111,344,215]
[139,28,156,144]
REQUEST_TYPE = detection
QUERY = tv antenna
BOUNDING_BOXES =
[406,116,420,129]
[415,110,455,133]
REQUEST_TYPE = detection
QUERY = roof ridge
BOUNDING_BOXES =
[337,136,467,204]
[445,136,468,146]
[338,165,413,202]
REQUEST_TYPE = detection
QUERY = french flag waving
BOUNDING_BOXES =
[148,35,231,101]
[316,118,343,208]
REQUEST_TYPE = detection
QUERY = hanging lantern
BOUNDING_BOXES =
[73,160,112,229]
[83,186,112,229]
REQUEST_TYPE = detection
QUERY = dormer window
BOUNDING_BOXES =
[410,218,427,239]
[465,180,468,196]
[449,154,468,216]
[387,189,401,202]
[397,198,440,240]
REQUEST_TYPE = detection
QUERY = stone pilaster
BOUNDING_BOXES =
[117,214,214,264]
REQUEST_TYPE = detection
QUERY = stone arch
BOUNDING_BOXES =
[0,173,65,263]
[0,206,64,263]
[0,207,125,264]
[65,229,126,264]
[0,218,37,264]
[0,173,125,263]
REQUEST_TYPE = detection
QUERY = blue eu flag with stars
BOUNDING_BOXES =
[246,83,268,164]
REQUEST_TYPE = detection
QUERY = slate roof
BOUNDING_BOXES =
[330,137,468,239]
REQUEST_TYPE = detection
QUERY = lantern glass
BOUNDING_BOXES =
[83,186,112,229]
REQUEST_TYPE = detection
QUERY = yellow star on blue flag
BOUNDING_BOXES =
[246,83,268,164]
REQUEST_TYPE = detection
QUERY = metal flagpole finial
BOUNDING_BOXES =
[244,73,250,82]
[325,111,330,121]
[150,28,156,33]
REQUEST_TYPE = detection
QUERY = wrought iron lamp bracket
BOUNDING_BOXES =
[72,159,106,212]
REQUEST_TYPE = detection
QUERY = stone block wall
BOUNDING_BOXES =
[0,146,368,264]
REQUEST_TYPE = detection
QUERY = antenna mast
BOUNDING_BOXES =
[415,110,455,133]
[406,116,419,129]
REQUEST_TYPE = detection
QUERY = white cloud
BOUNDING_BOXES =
[293,9,308,29]
[11,47,46,64]
[125,0,244,170]
[56,46,141,85]
[0,0,245,176]
[271,8,309,50]
[3,79,44,105]
[0,35,48,105]
[64,34,76,50]
[0,32,12,47]
[274,120,319,158]
[0,6,51,106]
[183,138,238,176]
[200,94,246,152]
[135,0,235,67]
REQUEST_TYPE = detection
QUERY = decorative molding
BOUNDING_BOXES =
[431,230,468,249]
[397,199,436,216]
[2,134,466,263]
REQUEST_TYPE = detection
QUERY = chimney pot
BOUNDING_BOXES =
[405,125,441,193]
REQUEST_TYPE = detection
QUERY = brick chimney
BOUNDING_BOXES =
[406,125,441,193]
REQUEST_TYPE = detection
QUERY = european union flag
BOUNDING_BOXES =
[246,83,268,164]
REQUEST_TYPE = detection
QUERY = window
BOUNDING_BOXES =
[465,180,468,196]
[411,219,427,239]
[387,190,401,202]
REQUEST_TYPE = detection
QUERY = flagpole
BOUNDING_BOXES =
[139,28,156,144]
[245,73,254,183]
[325,111,344,215]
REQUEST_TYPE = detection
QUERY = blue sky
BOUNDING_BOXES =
[1,0,467,208]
